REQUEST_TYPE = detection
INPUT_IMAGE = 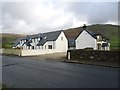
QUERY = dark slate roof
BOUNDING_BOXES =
[13,36,26,47]
[27,34,38,39]
[13,30,63,47]
[37,30,62,46]
[22,42,31,46]
[68,39,76,47]
[84,30,97,39]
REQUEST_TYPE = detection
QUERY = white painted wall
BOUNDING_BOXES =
[21,49,56,56]
[76,30,97,50]
[55,31,68,52]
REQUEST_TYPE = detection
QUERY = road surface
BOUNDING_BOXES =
[2,55,118,88]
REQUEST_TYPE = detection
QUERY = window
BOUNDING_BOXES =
[61,37,63,41]
[28,46,30,49]
[32,46,34,49]
[48,45,52,49]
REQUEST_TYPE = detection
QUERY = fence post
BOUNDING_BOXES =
[68,52,71,60]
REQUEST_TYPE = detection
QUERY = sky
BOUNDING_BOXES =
[0,0,119,34]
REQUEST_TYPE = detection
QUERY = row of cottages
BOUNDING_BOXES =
[13,26,110,54]
[13,30,68,53]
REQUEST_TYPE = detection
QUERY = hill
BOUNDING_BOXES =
[0,33,25,48]
[1,24,119,50]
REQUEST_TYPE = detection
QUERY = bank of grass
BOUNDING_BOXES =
[2,43,13,49]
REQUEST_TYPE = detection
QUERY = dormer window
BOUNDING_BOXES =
[44,36,47,39]
[38,38,40,41]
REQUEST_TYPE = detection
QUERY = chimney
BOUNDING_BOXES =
[83,24,86,30]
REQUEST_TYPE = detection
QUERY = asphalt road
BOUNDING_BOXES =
[2,55,118,88]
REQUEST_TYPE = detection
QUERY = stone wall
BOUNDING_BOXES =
[67,49,119,61]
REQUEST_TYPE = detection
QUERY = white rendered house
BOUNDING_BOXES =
[75,29,110,50]
[76,30,97,50]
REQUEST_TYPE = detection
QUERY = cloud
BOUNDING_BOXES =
[66,2,118,25]
[2,1,74,34]
[1,1,118,34]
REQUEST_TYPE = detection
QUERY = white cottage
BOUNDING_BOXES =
[36,30,68,53]
[75,25,110,50]
[75,30,97,50]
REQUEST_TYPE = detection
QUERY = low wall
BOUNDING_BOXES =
[3,49,21,56]
[3,49,66,56]
[21,49,57,56]
[67,49,119,61]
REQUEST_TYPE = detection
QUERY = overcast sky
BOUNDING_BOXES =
[0,0,119,34]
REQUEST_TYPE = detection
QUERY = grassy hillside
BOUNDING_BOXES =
[1,24,119,50]
[64,24,119,50]
[0,33,25,48]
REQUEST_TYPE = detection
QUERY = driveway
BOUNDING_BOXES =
[2,55,118,88]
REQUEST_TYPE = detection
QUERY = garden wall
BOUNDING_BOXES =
[3,49,21,56]
[67,49,119,61]
[3,49,66,56]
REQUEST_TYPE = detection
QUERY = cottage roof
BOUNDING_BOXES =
[22,42,31,46]
[13,36,26,47]
[85,30,97,39]
[13,30,63,47]
[75,29,103,40]
[37,30,62,46]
